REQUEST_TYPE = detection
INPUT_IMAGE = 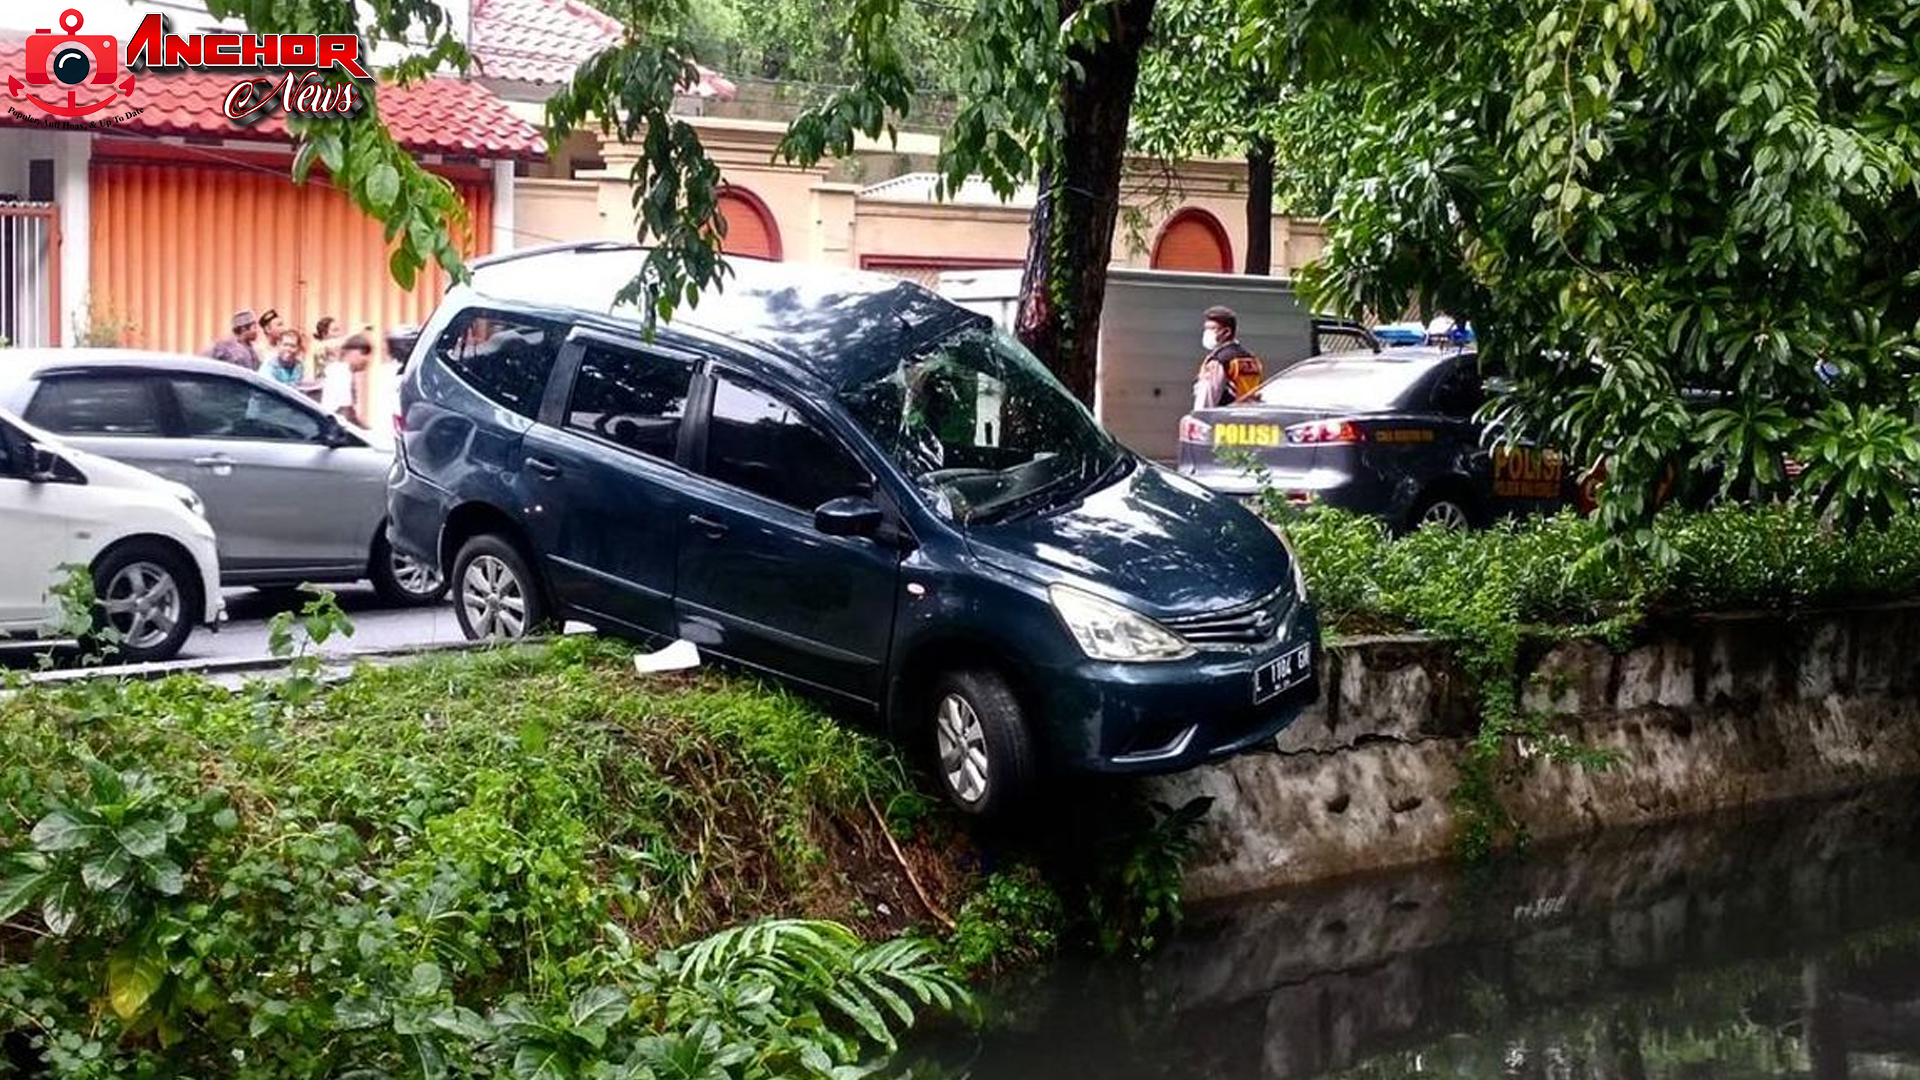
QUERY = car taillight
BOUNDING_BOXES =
[1285,419,1366,444]
[1179,416,1212,444]
[393,410,406,439]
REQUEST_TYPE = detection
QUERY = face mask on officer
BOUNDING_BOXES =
[1202,327,1220,350]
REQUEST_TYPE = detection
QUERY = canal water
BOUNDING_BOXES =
[908,783,1920,1080]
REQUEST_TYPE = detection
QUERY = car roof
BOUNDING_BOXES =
[462,243,986,388]
[0,348,256,381]
[1287,346,1470,368]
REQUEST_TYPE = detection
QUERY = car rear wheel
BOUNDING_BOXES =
[90,541,199,664]
[928,669,1037,818]
[451,534,549,643]
[370,532,446,606]
[1409,492,1476,532]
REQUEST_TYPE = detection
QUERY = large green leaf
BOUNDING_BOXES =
[0,868,49,922]
[106,952,165,1020]
[31,809,100,853]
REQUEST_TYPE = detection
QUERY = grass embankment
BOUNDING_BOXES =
[0,633,1107,1078]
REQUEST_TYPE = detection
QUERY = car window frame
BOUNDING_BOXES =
[432,306,570,422]
[159,371,331,445]
[689,364,879,518]
[545,328,707,471]
[24,371,169,438]
[1424,356,1486,421]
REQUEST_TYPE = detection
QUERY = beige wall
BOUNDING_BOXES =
[513,117,1328,277]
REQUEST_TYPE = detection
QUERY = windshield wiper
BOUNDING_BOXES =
[971,453,1119,526]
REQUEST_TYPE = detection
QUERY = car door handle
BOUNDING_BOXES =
[525,456,562,480]
[688,513,729,539]
[191,454,232,466]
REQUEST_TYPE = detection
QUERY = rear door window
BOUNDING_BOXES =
[1428,361,1486,419]
[562,342,696,462]
[704,373,871,511]
[433,310,564,419]
[25,375,164,436]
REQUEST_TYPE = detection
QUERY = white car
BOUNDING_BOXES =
[0,408,224,664]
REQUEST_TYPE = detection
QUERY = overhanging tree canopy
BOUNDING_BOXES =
[1251,0,1920,535]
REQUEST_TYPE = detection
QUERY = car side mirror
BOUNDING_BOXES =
[318,414,356,448]
[815,495,884,538]
[25,447,67,483]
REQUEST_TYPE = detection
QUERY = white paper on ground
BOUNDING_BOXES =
[633,639,702,674]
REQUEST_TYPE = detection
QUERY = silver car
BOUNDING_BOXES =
[0,349,443,606]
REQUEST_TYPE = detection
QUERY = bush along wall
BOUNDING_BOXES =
[0,596,1216,1079]
[1263,495,1920,857]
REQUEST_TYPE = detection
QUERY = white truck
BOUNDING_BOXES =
[936,267,1364,463]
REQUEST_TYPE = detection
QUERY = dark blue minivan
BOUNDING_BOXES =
[387,243,1319,815]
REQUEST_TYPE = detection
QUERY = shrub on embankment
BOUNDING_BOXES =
[0,634,994,1078]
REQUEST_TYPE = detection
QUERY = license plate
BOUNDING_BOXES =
[1212,423,1281,448]
[1253,643,1313,704]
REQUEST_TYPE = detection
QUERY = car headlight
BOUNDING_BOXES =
[1048,584,1194,662]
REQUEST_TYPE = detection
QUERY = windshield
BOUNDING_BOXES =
[839,325,1125,524]
[1254,359,1432,410]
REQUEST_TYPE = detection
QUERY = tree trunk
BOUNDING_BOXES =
[1014,0,1159,406]
[1245,133,1275,275]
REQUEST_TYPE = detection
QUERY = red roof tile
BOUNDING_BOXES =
[0,33,546,160]
[471,0,735,97]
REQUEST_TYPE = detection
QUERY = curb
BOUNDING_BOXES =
[19,637,497,685]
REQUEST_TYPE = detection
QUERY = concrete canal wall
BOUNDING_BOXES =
[1151,603,1920,902]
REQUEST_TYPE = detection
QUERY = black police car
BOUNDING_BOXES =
[1176,347,1577,531]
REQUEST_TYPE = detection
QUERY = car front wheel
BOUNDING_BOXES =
[90,541,200,664]
[928,668,1037,818]
[451,534,549,643]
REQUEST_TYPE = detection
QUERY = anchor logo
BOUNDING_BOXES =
[9,10,137,119]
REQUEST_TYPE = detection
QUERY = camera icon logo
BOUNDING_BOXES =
[8,9,137,119]
[26,10,119,88]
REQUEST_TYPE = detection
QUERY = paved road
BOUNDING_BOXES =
[182,586,469,661]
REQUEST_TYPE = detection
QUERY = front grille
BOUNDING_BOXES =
[1164,587,1295,647]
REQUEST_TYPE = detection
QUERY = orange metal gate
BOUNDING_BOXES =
[88,142,492,355]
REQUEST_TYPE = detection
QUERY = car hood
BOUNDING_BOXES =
[964,460,1293,618]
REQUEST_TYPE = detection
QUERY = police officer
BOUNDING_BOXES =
[1194,305,1264,408]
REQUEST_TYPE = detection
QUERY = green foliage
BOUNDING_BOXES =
[0,637,969,1077]
[1080,797,1212,957]
[1269,0,1920,532]
[946,867,1065,976]
[1131,0,1359,217]
[675,0,969,93]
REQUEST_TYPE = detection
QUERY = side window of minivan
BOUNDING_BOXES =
[563,342,695,462]
[704,374,870,512]
[434,310,564,419]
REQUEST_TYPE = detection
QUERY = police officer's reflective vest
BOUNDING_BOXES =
[1201,340,1264,403]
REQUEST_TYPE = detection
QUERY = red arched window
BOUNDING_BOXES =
[713,187,783,260]
[1151,208,1232,273]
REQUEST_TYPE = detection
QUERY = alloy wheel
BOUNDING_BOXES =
[102,561,183,651]
[389,549,441,598]
[935,693,990,806]
[1420,500,1472,531]
[460,554,527,639]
